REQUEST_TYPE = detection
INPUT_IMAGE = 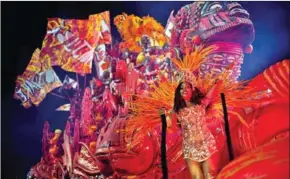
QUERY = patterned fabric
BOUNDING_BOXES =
[39,11,111,74]
[14,48,62,108]
[177,105,217,162]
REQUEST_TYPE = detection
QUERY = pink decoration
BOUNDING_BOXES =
[80,87,92,137]
[245,44,254,54]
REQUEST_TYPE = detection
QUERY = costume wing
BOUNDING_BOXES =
[196,65,272,128]
[124,81,179,146]
[123,46,216,145]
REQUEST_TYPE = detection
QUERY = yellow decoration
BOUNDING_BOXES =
[95,113,102,121]
[55,129,62,134]
[114,13,167,53]
[136,52,146,66]
[171,45,217,73]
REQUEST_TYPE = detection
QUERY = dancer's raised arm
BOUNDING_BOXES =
[202,80,223,107]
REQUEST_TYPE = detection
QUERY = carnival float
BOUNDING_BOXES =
[13,1,289,179]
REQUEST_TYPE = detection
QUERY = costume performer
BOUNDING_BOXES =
[171,79,223,179]
[124,46,270,179]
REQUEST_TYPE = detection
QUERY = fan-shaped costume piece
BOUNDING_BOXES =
[124,46,271,149]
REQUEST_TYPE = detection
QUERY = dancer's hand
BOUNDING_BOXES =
[158,108,166,115]
[166,116,172,127]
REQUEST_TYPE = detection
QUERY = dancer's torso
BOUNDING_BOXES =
[178,105,217,162]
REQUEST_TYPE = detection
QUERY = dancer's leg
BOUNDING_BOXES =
[185,158,204,179]
[202,152,219,179]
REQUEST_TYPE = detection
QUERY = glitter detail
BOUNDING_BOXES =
[178,105,217,162]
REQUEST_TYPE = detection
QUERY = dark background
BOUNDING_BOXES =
[2,1,290,178]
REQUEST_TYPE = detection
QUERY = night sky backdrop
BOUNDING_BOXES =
[2,1,290,178]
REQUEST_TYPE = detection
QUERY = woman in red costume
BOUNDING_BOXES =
[172,80,221,179]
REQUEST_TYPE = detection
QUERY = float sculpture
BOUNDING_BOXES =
[14,2,288,179]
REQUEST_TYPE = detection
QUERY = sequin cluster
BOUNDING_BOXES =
[178,105,217,162]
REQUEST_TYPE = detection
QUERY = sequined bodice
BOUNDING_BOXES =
[178,105,207,131]
[177,105,217,162]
